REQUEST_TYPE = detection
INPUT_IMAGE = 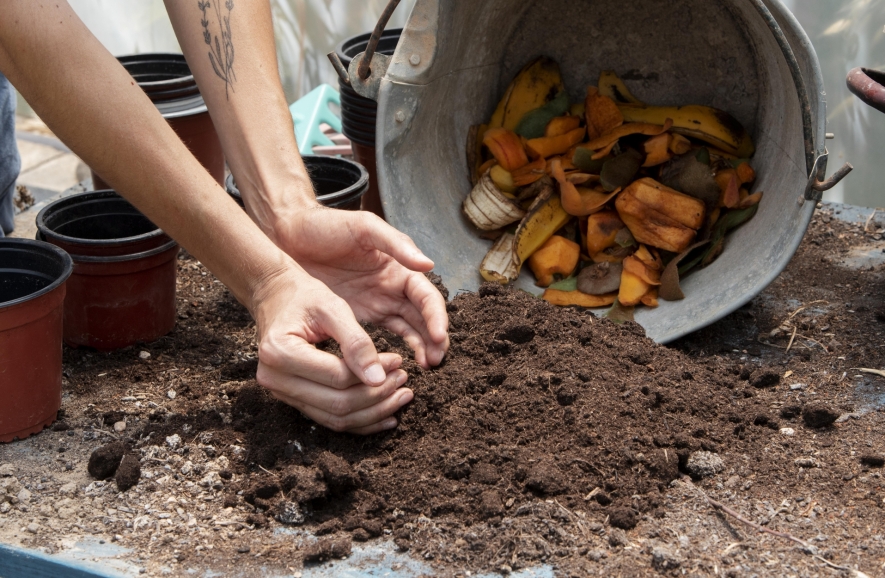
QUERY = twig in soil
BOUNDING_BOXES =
[785,326,798,353]
[854,368,885,379]
[786,300,828,321]
[864,208,884,233]
[686,478,870,577]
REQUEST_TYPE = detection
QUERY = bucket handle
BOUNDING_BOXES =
[748,0,851,202]
[328,0,401,100]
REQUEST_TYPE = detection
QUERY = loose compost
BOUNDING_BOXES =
[0,207,884,577]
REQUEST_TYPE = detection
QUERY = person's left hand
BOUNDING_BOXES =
[270,206,449,369]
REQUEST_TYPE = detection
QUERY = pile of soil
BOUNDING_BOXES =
[1,207,884,577]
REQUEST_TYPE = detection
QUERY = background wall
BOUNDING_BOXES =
[14,0,885,206]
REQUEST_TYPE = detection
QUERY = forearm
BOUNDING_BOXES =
[0,1,297,311]
[164,0,317,238]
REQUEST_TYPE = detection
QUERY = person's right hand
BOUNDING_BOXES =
[251,264,414,435]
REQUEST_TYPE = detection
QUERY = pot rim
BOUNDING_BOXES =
[0,239,73,310]
[228,155,370,207]
[335,28,403,68]
[36,190,167,249]
[69,238,179,264]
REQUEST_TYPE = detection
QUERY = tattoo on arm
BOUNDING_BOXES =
[198,1,236,99]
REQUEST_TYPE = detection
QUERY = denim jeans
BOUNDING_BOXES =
[0,71,19,237]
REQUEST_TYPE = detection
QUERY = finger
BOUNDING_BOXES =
[266,367,407,417]
[259,331,401,389]
[381,316,428,368]
[276,387,414,434]
[403,273,449,348]
[312,300,387,386]
[356,215,434,272]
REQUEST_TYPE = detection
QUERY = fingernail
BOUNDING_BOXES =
[395,371,408,387]
[382,418,398,430]
[365,364,386,384]
[398,390,414,405]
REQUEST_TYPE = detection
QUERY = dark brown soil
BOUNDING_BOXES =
[2,206,885,576]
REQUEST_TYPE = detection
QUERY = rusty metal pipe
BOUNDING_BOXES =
[847,67,885,115]
[358,0,402,80]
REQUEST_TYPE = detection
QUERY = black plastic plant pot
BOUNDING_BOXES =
[0,239,73,442]
[36,190,170,257]
[226,155,369,212]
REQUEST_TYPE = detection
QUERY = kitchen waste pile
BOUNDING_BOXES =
[464,57,762,317]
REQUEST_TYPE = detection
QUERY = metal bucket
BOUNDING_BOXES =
[336,0,850,343]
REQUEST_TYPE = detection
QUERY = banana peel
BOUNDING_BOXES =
[619,104,755,158]
[494,56,565,133]
[598,70,645,106]
[480,233,519,284]
[463,171,526,231]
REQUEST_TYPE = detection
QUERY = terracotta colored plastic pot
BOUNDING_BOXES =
[61,240,179,350]
[37,191,179,350]
[91,53,224,189]
[0,239,73,442]
[351,142,384,219]
[226,155,369,212]
[36,190,170,257]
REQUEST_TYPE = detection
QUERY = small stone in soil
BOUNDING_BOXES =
[780,428,796,436]
[685,451,725,479]
[794,457,820,468]
[87,442,126,480]
[115,454,141,491]
[860,455,885,468]
[113,421,126,433]
[303,536,352,562]
[236,546,250,554]
[138,351,151,360]
[166,434,182,449]
[802,403,839,428]
[0,464,14,477]
[275,501,305,526]
[167,390,177,400]
[607,528,629,547]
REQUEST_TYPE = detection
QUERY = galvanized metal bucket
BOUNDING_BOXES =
[334,0,850,343]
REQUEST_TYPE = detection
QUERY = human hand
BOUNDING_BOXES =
[252,265,414,434]
[270,207,449,369]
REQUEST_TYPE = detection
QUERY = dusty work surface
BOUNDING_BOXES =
[2,206,885,577]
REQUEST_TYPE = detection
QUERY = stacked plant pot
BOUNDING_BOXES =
[0,239,72,441]
[37,191,179,350]
[91,53,225,189]
[226,155,369,211]
[334,29,402,219]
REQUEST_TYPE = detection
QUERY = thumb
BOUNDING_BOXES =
[358,215,434,272]
[315,298,387,386]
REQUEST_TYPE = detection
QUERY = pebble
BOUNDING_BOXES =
[139,351,151,360]
[17,489,31,503]
[167,390,177,400]
[685,451,725,478]
[58,482,77,495]
[789,383,807,391]
[794,457,820,468]
[0,464,14,477]
[26,523,39,534]
[0,502,9,514]
[166,434,182,449]
[651,546,682,571]
[113,421,127,433]
[780,428,796,436]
